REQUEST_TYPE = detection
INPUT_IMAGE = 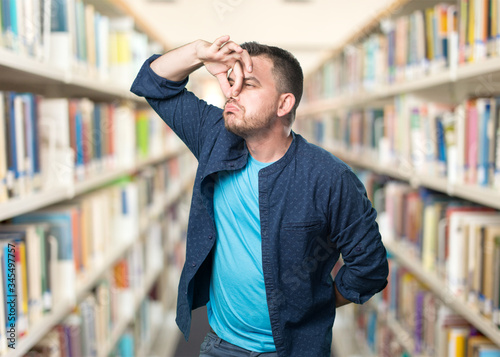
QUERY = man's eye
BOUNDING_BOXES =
[245,83,254,87]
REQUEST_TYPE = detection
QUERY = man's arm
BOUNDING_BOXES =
[330,169,389,305]
[150,35,253,98]
[130,35,253,158]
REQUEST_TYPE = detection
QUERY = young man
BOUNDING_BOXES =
[130,35,388,357]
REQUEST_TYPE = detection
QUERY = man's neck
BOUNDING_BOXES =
[245,129,293,163]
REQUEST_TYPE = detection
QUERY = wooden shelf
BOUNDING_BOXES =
[0,48,140,103]
[298,57,500,117]
[0,0,179,355]
[99,267,162,357]
[73,147,187,196]
[447,183,500,209]
[0,146,189,222]
[385,313,431,357]
[299,0,500,355]
[385,239,500,348]
[75,239,136,303]
[5,239,136,357]
[4,300,74,357]
[3,171,193,356]
[0,187,72,222]
[325,147,500,210]
[325,146,411,182]
[108,0,170,50]
[312,0,413,75]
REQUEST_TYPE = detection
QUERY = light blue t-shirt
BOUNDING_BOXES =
[207,154,276,352]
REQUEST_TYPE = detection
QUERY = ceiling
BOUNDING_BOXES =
[126,0,396,75]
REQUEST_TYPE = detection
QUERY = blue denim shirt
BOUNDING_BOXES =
[131,55,389,357]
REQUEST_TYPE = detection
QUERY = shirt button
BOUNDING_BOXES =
[208,235,213,240]
[192,263,197,267]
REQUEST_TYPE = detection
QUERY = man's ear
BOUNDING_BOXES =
[277,93,295,118]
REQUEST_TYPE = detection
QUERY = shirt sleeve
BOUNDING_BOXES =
[130,54,224,159]
[329,169,388,304]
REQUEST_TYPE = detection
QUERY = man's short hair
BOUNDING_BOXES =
[240,42,303,124]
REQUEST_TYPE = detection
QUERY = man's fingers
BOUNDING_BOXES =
[211,35,230,50]
[239,49,253,72]
[208,36,248,98]
[219,42,251,73]
[221,41,243,54]
[211,36,244,56]
[231,61,244,97]
[215,73,232,98]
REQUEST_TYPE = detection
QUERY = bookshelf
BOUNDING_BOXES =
[323,145,500,210]
[384,312,432,357]
[0,0,195,356]
[298,56,500,117]
[0,156,195,356]
[99,266,162,357]
[385,239,500,348]
[0,47,140,103]
[299,0,500,356]
[0,146,187,223]
[106,0,170,50]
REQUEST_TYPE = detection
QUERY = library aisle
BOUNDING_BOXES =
[294,0,500,355]
[2,0,500,356]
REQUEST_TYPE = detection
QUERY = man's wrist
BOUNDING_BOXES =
[193,39,209,66]
[150,40,204,81]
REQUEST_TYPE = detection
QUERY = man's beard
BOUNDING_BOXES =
[223,101,275,139]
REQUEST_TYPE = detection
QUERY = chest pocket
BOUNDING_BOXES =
[281,219,327,261]
[279,219,334,296]
[283,220,323,232]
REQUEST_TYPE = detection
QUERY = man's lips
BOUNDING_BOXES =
[225,101,241,112]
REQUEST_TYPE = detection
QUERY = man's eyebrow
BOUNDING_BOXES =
[228,76,261,86]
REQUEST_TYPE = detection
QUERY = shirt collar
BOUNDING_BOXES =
[202,130,299,178]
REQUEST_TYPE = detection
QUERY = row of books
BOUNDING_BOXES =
[136,150,195,227]
[0,0,160,86]
[372,260,500,357]
[23,277,164,357]
[0,155,193,353]
[0,90,182,203]
[20,194,189,357]
[303,1,500,101]
[298,95,500,189]
[354,266,497,357]
[0,0,49,58]
[0,179,138,352]
[356,169,500,327]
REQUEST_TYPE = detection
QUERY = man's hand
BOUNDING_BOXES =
[195,35,253,98]
[150,35,252,98]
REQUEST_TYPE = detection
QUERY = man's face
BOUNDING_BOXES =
[223,55,281,138]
